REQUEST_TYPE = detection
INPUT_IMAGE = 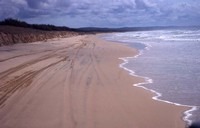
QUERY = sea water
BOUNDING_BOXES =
[102,28,200,125]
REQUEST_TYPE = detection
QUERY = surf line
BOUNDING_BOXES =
[118,49,199,126]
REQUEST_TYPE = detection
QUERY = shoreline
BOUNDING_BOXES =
[100,33,198,126]
[97,35,189,127]
[121,41,198,126]
[0,35,188,128]
[118,51,197,126]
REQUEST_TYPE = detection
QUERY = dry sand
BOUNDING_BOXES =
[0,35,188,128]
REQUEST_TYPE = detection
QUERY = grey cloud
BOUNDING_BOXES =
[0,0,160,19]
[135,0,149,9]
[17,8,50,18]
[0,0,199,27]
[26,0,44,9]
[0,0,21,19]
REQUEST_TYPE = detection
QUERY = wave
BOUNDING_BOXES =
[111,30,200,42]
[118,46,199,126]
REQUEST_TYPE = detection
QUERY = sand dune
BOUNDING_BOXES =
[0,35,187,128]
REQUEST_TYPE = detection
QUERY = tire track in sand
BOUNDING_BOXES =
[0,42,84,107]
[0,56,68,107]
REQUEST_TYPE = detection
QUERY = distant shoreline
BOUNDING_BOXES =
[1,18,199,46]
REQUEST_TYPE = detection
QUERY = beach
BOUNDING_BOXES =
[0,35,188,128]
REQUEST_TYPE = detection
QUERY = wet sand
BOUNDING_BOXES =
[0,35,188,128]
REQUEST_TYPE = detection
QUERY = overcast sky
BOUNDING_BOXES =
[0,0,200,28]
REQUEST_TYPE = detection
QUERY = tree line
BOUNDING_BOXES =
[0,18,76,31]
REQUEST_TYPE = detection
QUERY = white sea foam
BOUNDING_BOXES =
[112,30,200,42]
[102,30,200,125]
[118,47,199,126]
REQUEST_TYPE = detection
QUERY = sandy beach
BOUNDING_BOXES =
[0,35,188,128]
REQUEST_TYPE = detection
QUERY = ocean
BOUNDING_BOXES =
[102,28,200,125]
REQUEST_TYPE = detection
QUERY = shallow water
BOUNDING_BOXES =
[102,29,200,124]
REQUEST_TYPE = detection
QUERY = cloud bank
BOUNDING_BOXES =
[0,0,200,27]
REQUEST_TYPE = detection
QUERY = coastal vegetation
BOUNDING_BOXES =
[0,18,76,31]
